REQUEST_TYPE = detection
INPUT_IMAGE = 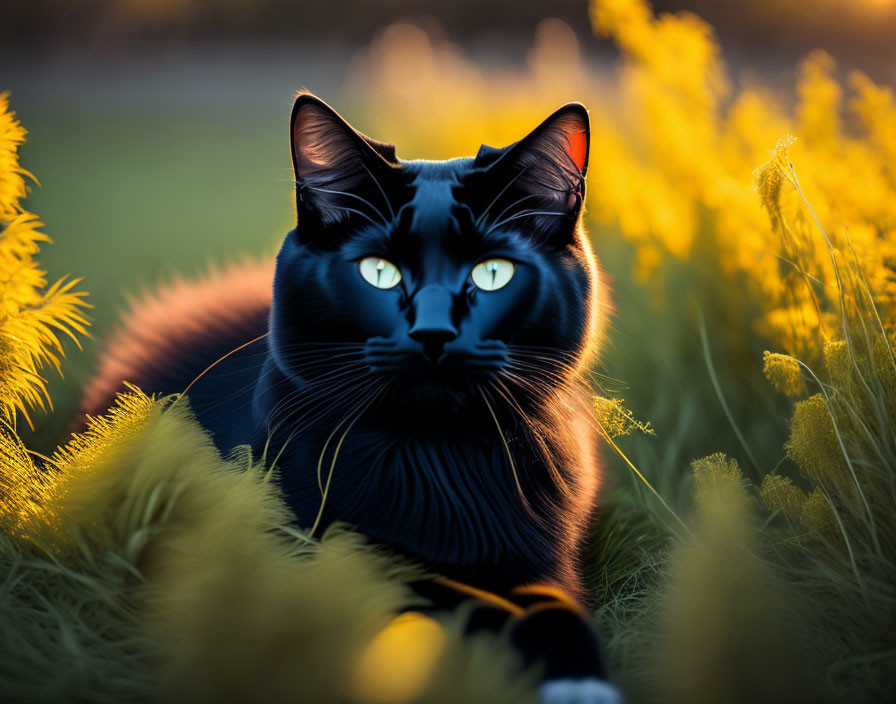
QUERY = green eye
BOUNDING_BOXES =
[358,257,401,289]
[470,258,515,291]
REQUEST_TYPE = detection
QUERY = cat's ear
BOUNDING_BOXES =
[290,93,401,235]
[491,103,589,192]
[472,103,589,245]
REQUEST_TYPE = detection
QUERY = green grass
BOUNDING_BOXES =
[16,105,294,448]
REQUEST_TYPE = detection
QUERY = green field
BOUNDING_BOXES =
[13,103,288,446]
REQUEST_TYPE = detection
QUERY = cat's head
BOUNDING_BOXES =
[270,93,600,416]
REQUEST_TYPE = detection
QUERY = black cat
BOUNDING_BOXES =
[83,93,620,704]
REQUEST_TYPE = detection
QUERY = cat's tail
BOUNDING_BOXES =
[79,258,274,421]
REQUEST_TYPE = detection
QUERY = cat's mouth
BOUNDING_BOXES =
[364,336,506,375]
[363,336,507,407]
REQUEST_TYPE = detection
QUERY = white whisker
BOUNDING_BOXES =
[300,182,390,227]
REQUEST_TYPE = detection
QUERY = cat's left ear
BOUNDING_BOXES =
[473,103,590,243]
[290,92,402,237]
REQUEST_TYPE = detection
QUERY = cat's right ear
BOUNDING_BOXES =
[290,93,401,237]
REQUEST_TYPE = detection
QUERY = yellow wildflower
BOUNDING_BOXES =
[753,134,797,233]
[848,71,896,185]
[785,394,848,491]
[0,92,32,219]
[45,389,155,549]
[763,351,806,397]
[691,453,749,511]
[0,421,52,536]
[799,487,836,535]
[0,94,89,426]
[822,341,851,389]
[759,474,807,521]
[593,396,653,439]
[796,52,842,147]
[759,474,835,535]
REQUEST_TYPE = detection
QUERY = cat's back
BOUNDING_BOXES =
[80,259,274,420]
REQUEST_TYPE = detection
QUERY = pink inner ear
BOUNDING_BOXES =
[293,103,359,179]
[566,130,587,174]
[294,105,334,173]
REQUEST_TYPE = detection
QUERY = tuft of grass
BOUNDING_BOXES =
[2,390,539,704]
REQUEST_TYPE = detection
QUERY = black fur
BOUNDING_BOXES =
[129,93,612,688]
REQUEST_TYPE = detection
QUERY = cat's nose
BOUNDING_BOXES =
[409,285,458,360]
[411,329,457,362]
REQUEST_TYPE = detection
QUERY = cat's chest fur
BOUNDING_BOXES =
[266,413,574,588]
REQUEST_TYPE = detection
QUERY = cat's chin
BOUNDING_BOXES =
[392,384,476,413]
[385,379,477,415]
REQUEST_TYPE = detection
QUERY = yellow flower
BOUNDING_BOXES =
[759,474,835,535]
[691,453,749,511]
[759,474,806,520]
[762,351,806,397]
[799,487,836,535]
[785,394,848,491]
[753,135,797,233]
[593,395,653,439]
[796,52,842,147]
[0,92,32,219]
[822,341,850,389]
[0,94,89,426]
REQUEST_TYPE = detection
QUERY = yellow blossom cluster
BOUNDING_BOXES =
[593,395,653,439]
[0,93,89,426]
[762,351,806,397]
[760,474,835,535]
[690,452,749,512]
[760,337,890,539]
[588,0,896,357]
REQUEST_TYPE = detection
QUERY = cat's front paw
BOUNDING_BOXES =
[539,678,623,704]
